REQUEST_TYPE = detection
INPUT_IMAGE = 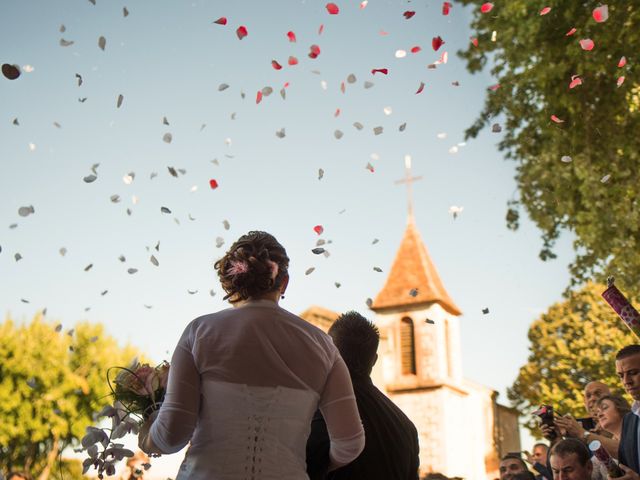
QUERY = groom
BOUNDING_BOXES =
[306,311,420,479]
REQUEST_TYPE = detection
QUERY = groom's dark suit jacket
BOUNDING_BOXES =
[619,411,640,473]
[306,374,420,480]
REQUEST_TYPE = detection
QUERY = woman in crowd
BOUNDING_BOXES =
[137,231,365,479]
[597,394,631,441]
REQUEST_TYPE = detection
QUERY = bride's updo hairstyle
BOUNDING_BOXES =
[214,231,290,303]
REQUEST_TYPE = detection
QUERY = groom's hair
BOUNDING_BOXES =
[328,311,379,376]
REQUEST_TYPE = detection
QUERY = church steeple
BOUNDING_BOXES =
[371,216,462,316]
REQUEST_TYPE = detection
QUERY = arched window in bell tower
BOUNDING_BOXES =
[400,317,417,375]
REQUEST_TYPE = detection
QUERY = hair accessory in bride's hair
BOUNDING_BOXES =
[267,260,279,280]
[228,259,249,276]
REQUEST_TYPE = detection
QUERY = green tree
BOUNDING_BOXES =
[0,313,140,479]
[456,0,640,290]
[508,282,636,435]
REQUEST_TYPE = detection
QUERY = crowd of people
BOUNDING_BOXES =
[498,347,640,480]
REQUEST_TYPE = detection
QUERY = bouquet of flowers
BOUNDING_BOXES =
[78,359,170,478]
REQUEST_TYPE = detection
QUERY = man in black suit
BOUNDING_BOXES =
[616,345,640,478]
[306,311,420,480]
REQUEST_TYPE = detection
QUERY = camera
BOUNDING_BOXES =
[533,404,557,440]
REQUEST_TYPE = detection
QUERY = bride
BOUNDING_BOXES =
[138,231,365,479]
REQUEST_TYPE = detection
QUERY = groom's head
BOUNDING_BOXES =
[328,311,379,377]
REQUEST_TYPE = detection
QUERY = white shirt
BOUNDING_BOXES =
[150,300,365,479]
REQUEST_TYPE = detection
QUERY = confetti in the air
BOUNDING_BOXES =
[287,31,296,42]
[271,60,282,70]
[618,56,627,68]
[309,45,321,59]
[209,179,219,189]
[326,3,339,14]
[442,2,452,15]
[383,106,392,116]
[288,56,298,66]
[59,247,67,256]
[432,36,445,51]
[83,174,97,183]
[415,82,426,94]
[480,3,493,13]
[566,27,577,36]
[60,38,74,47]
[236,26,248,40]
[411,46,421,54]
[360,1,368,8]
[539,6,551,15]
[592,5,608,23]
[569,75,582,89]
[371,68,388,75]
[366,162,375,173]
[617,76,625,87]
[550,115,564,123]
[314,225,324,235]
[579,39,594,51]
[213,17,227,25]
[403,11,415,19]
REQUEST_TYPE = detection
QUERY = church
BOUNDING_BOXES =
[300,214,520,480]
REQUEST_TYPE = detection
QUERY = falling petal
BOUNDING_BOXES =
[480,2,493,13]
[334,130,343,139]
[442,2,452,15]
[395,50,407,58]
[218,83,229,91]
[163,133,173,143]
[561,155,572,163]
[432,36,445,51]
[256,90,263,104]
[403,11,415,19]
[415,82,425,94]
[318,24,324,35]
[318,169,324,180]
[579,39,594,51]
[98,36,106,51]
[569,75,582,89]
[309,45,321,59]
[366,162,375,173]
[551,115,564,123]
[59,38,74,47]
[83,174,97,183]
[18,205,35,217]
[600,174,611,183]
[539,6,551,15]
[236,26,248,40]
[127,268,138,274]
[471,37,479,47]
[371,68,388,75]
[271,60,282,70]
[276,128,286,138]
[287,31,296,42]
[488,84,500,91]
[411,46,421,53]
[305,267,315,275]
[150,255,159,266]
[617,76,625,87]
[312,248,325,255]
[373,126,383,135]
[288,56,298,66]
[116,94,124,108]
[314,225,324,235]
[618,56,627,68]
[592,5,608,23]
[492,123,502,132]
[123,7,129,17]
[353,122,364,130]
[161,207,171,214]
[209,179,219,189]
[566,27,577,36]
[326,3,339,14]
[2,64,21,80]
[360,0,367,8]
[213,17,227,25]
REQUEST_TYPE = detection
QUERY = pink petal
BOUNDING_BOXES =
[471,37,479,47]
[379,29,389,36]
[288,56,298,65]
[579,38,594,51]
[488,84,500,91]
[334,108,341,117]
[592,5,608,23]
[371,68,388,75]
[617,76,625,87]
[411,46,421,53]
[366,163,375,173]
[271,60,282,70]
[569,75,582,89]
[481,3,494,13]
[360,1,368,9]
[236,26,248,40]
[403,10,416,19]
[314,225,324,235]
[540,6,551,15]
[209,179,219,189]
[432,36,445,51]
[415,82,425,94]
[287,31,296,42]
[318,24,324,35]
[550,115,564,124]
[565,27,577,36]
[213,17,227,25]
[618,56,627,68]
[326,3,339,14]
[442,2,452,15]
[340,82,345,93]
[256,90,263,104]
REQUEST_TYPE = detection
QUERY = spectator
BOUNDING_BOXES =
[615,345,640,475]
[549,439,592,480]
[499,453,528,480]
[306,311,420,480]
[6,473,32,480]
[596,395,631,440]
[526,443,551,480]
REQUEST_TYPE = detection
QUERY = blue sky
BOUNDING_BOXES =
[1,0,578,462]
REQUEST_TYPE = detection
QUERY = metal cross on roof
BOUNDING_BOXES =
[394,154,423,218]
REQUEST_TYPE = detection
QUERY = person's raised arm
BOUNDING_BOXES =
[139,325,200,455]
[319,355,365,471]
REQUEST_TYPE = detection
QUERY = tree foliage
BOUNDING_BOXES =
[508,282,636,435]
[457,0,640,290]
[0,313,140,479]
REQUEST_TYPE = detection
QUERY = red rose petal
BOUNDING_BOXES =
[432,36,445,51]
[617,76,625,87]
[488,84,500,91]
[209,179,219,189]
[334,108,341,117]
[318,24,324,35]
[592,5,608,23]
[565,27,577,36]
[213,17,227,25]
[539,6,551,15]
[403,10,416,19]
[313,225,324,235]
[579,38,594,51]
[288,56,298,65]
[442,2,452,15]
[550,115,564,123]
[284,82,290,88]
[271,60,282,70]
[471,37,479,47]
[416,82,425,94]
[411,46,421,53]
[569,75,582,89]
[326,3,339,14]
[371,68,388,75]
[480,2,493,13]
[256,90,263,104]
[618,56,627,68]
[308,44,321,59]
[287,31,296,42]
[236,26,248,40]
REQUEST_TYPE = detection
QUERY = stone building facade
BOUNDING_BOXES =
[301,216,520,480]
